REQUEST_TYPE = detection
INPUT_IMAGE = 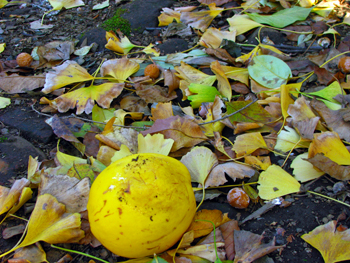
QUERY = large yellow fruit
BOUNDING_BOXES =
[87,153,196,258]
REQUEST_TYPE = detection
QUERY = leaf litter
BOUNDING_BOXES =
[0,0,350,262]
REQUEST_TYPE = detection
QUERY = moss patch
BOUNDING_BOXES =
[101,9,131,36]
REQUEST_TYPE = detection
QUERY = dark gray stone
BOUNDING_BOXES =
[78,27,107,52]
[0,106,54,144]
[157,38,189,55]
[0,136,46,184]
[121,0,175,32]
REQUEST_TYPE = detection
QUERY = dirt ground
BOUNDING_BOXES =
[0,0,350,262]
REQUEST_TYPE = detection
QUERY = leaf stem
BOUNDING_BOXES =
[307,191,350,208]
[51,245,110,263]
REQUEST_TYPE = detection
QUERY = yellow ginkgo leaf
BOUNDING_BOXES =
[158,7,181,26]
[56,144,87,167]
[42,60,94,94]
[180,146,218,185]
[227,14,263,36]
[235,45,262,64]
[142,43,160,56]
[52,82,124,114]
[100,57,140,83]
[302,221,350,263]
[105,30,136,55]
[280,84,295,125]
[309,131,350,165]
[199,27,236,49]
[113,109,143,126]
[138,134,174,156]
[232,132,268,158]
[180,3,224,32]
[175,61,216,86]
[290,152,324,182]
[221,65,249,86]
[0,43,5,53]
[0,194,84,258]
[274,126,310,152]
[244,156,271,170]
[111,144,133,163]
[0,178,30,216]
[257,164,301,200]
[42,0,84,24]
[210,60,232,100]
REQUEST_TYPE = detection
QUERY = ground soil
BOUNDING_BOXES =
[0,0,350,263]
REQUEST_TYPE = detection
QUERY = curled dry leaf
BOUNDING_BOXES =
[234,230,284,263]
[135,84,177,103]
[39,173,90,213]
[205,162,256,188]
[0,178,31,216]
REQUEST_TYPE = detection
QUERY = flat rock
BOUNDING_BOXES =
[78,27,107,52]
[0,136,46,184]
[121,0,174,32]
[157,38,189,55]
[0,106,54,144]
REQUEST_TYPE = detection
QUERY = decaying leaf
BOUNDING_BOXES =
[187,209,231,238]
[205,162,256,188]
[0,74,46,93]
[234,230,284,263]
[302,220,350,263]
[219,220,240,260]
[10,243,47,263]
[141,116,207,151]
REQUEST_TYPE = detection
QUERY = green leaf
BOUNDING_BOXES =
[91,105,115,130]
[187,83,221,108]
[225,100,274,123]
[248,55,291,89]
[247,6,313,28]
[72,123,92,138]
[306,81,343,104]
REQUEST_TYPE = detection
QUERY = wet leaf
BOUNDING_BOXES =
[257,165,301,200]
[248,55,292,89]
[302,220,350,263]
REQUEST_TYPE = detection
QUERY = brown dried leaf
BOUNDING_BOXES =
[164,69,180,95]
[0,74,46,93]
[141,116,207,151]
[307,153,350,181]
[151,102,174,120]
[135,84,177,103]
[219,220,240,260]
[234,230,284,263]
[198,0,232,6]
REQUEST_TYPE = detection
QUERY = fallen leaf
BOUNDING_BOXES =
[151,102,174,120]
[301,220,350,263]
[274,126,310,152]
[187,83,221,108]
[0,194,84,258]
[211,60,232,100]
[41,60,94,94]
[307,154,350,181]
[199,28,236,49]
[105,30,136,55]
[39,173,90,213]
[232,132,268,157]
[180,146,218,185]
[180,3,224,32]
[227,14,262,35]
[135,84,177,103]
[234,230,284,263]
[0,178,31,216]
[177,242,226,262]
[100,57,140,83]
[0,97,11,109]
[244,156,271,170]
[141,116,207,151]
[290,152,324,182]
[257,165,301,200]
[137,133,174,156]
[219,220,240,260]
[9,243,47,263]
[158,7,181,26]
[308,131,350,165]
[175,61,216,86]
[0,74,46,93]
[187,209,231,238]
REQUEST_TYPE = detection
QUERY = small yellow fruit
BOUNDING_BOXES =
[87,153,196,258]
[16,52,33,67]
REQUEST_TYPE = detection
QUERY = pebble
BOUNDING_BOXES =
[322,217,329,224]
[296,228,303,233]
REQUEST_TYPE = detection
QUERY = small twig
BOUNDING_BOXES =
[199,98,258,126]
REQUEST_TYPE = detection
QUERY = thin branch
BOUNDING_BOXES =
[198,98,258,126]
